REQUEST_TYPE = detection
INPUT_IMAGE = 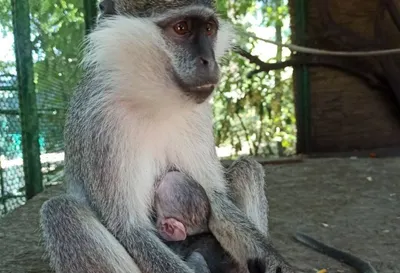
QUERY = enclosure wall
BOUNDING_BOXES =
[289,0,400,154]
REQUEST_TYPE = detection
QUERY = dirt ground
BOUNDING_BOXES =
[0,157,399,273]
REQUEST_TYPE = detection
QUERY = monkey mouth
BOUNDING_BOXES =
[192,84,215,89]
[172,71,217,103]
[190,84,215,92]
[187,84,216,103]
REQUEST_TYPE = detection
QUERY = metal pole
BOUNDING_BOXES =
[294,0,311,154]
[11,0,43,199]
[83,0,98,34]
[0,160,6,214]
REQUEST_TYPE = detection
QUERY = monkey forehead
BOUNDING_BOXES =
[114,0,215,17]
[152,6,218,27]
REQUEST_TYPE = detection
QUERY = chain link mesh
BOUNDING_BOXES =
[0,0,85,216]
[0,74,25,214]
[0,71,71,216]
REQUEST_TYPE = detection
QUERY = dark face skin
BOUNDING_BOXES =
[156,10,220,103]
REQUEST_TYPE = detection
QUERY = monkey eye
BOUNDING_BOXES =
[205,21,217,36]
[173,20,190,35]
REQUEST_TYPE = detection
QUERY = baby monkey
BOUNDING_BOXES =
[153,171,254,273]
[154,171,211,241]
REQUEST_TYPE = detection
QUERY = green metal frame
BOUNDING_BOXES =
[83,0,98,34]
[11,0,43,199]
[0,162,5,214]
[293,0,311,154]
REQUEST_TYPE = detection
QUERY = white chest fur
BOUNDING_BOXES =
[115,102,226,225]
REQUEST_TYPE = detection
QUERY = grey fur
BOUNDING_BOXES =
[39,1,295,273]
[40,195,140,273]
[166,157,297,273]
[205,160,296,273]
[225,157,269,236]
[97,0,215,21]
[154,171,211,238]
[114,0,214,16]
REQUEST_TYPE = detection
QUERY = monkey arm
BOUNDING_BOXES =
[79,172,197,273]
[115,227,197,273]
[74,172,197,273]
[207,191,284,265]
[185,153,286,267]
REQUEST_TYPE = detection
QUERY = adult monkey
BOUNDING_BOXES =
[39,0,295,273]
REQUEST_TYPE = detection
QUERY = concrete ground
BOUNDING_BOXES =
[0,157,399,273]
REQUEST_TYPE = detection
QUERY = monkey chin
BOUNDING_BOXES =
[185,84,216,104]
[172,72,217,104]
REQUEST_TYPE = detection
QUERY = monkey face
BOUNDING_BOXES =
[91,2,233,107]
[154,7,225,103]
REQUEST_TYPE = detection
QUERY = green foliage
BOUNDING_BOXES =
[214,0,296,157]
[29,0,86,152]
[0,0,12,35]
[30,0,85,99]
[0,0,296,159]
[1,0,86,96]
[0,0,86,154]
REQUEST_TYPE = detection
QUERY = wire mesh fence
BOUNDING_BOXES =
[0,0,89,216]
[0,71,69,215]
[0,74,25,214]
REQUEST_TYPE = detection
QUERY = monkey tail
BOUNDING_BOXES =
[293,232,378,273]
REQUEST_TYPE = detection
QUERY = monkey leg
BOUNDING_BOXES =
[40,195,141,273]
[213,157,296,273]
[225,156,269,236]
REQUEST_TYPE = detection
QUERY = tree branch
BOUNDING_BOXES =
[233,48,390,92]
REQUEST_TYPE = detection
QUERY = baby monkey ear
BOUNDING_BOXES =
[159,218,187,241]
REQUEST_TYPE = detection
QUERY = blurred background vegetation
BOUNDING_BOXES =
[0,0,295,215]
[214,0,295,158]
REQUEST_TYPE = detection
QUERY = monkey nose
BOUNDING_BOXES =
[199,57,209,66]
[198,56,216,72]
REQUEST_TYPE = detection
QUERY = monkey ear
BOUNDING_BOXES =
[159,218,187,241]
